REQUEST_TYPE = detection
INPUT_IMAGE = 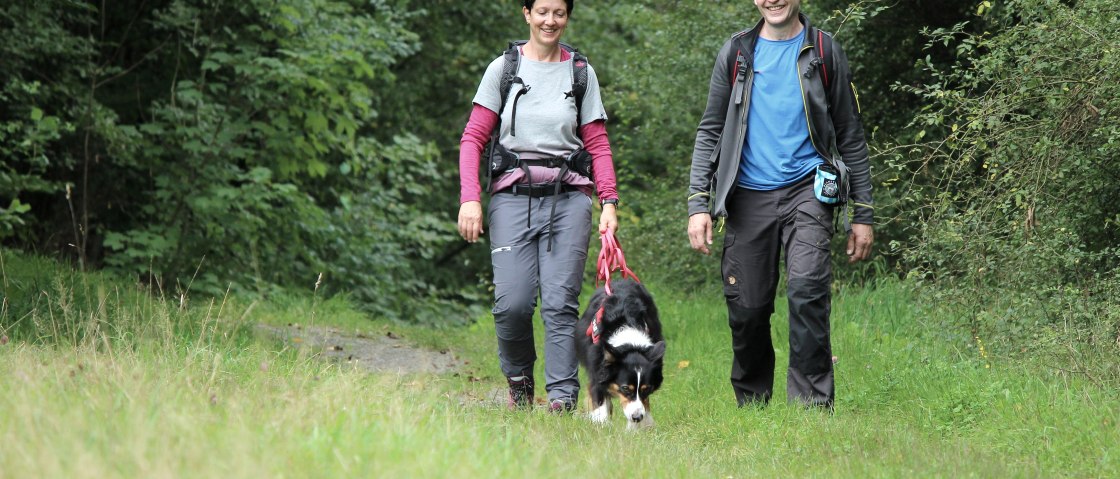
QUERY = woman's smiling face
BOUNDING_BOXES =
[524,0,569,47]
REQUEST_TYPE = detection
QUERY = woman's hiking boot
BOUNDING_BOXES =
[506,375,534,410]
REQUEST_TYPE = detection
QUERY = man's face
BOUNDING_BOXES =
[753,0,801,30]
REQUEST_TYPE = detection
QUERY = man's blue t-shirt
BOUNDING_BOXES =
[738,35,824,190]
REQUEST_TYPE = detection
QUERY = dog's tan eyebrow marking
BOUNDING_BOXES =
[606,326,653,349]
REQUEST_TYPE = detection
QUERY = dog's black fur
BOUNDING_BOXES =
[576,279,665,427]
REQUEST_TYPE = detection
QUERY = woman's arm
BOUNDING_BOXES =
[459,104,499,204]
[580,119,617,203]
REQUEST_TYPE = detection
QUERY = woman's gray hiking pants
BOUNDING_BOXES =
[488,189,592,404]
[722,176,836,409]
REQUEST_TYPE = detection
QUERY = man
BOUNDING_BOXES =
[686,0,873,409]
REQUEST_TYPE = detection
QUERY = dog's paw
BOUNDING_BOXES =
[589,405,609,424]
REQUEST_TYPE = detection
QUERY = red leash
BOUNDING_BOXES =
[595,230,640,295]
[588,230,640,344]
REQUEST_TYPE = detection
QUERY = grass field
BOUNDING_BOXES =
[1,249,1117,478]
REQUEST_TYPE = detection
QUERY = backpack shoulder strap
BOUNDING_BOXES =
[569,49,587,106]
[813,27,834,90]
[725,32,754,107]
[498,40,526,115]
[726,31,754,90]
[484,41,524,193]
[561,42,588,128]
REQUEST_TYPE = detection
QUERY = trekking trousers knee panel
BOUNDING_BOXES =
[727,302,774,334]
[787,277,832,375]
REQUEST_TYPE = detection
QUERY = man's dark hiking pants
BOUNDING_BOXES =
[722,177,835,409]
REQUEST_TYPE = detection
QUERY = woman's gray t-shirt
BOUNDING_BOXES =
[473,52,608,161]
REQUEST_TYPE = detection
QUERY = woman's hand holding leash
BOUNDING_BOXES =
[458,201,484,243]
[596,229,639,296]
[599,203,618,235]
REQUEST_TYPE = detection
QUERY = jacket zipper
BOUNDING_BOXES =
[722,69,753,224]
[715,50,754,222]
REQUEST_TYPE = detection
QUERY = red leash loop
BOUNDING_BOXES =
[588,230,640,344]
[595,230,640,295]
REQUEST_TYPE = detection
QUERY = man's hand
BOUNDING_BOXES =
[688,213,714,255]
[599,203,618,235]
[458,201,484,243]
[846,223,873,263]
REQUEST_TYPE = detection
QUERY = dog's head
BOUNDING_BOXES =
[602,332,665,424]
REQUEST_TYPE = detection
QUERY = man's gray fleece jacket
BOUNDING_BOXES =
[687,14,873,225]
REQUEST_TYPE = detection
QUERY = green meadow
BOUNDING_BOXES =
[1,249,1116,478]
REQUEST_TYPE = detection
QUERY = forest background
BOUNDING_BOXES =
[2,0,1118,382]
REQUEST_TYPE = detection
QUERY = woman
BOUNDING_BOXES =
[457,0,619,413]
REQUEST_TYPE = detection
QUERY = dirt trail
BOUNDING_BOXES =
[255,324,463,375]
[255,324,523,409]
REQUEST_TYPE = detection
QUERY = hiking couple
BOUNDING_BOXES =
[457,0,873,413]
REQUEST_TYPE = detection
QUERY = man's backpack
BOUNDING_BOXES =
[728,26,836,91]
[810,28,836,89]
[483,40,591,190]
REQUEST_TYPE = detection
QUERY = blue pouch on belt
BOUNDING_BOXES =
[813,159,849,205]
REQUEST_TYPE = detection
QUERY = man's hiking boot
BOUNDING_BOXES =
[506,375,534,410]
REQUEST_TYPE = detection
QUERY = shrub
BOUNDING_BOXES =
[890,0,1120,372]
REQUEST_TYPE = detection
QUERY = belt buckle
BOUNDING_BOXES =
[512,184,538,197]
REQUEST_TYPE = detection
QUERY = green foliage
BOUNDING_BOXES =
[1,0,481,323]
[0,1,92,241]
[369,1,522,309]
[607,176,723,293]
[890,0,1120,356]
[377,0,515,147]
[812,0,981,134]
[801,0,986,276]
[102,0,425,291]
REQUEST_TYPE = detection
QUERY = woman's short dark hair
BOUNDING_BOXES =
[523,0,574,14]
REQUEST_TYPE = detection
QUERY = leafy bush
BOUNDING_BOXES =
[0,2,95,244]
[0,0,482,324]
[891,0,1120,366]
